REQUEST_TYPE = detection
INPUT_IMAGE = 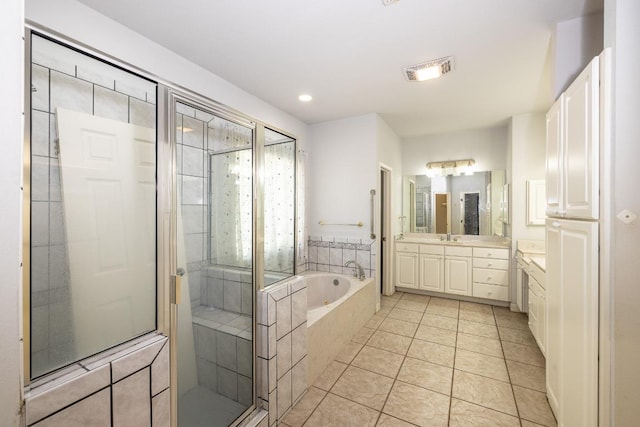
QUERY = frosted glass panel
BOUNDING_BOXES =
[29,34,157,378]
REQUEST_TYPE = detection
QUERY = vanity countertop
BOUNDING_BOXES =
[396,234,510,249]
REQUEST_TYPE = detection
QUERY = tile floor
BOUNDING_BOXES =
[281,292,557,427]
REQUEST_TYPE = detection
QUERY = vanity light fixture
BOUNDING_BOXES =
[426,159,475,177]
[298,94,313,102]
[404,56,454,82]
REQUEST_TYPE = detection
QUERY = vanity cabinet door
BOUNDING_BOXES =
[444,256,472,296]
[396,251,418,289]
[419,254,444,292]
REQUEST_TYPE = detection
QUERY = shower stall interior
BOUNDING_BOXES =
[173,99,296,427]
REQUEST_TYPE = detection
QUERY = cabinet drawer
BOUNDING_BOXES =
[472,283,509,301]
[530,264,545,289]
[395,243,418,253]
[445,246,472,257]
[419,244,444,255]
[472,258,509,270]
[473,268,509,286]
[473,247,509,259]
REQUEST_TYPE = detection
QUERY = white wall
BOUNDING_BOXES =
[604,0,640,424]
[25,0,307,141]
[402,126,509,176]
[509,113,546,242]
[554,13,604,99]
[0,0,24,425]
[308,114,377,240]
[376,115,403,237]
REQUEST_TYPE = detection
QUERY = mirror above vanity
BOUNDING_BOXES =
[401,170,508,237]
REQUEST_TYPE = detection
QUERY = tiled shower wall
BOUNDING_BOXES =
[29,41,156,376]
[25,334,169,427]
[257,276,307,427]
[306,237,376,278]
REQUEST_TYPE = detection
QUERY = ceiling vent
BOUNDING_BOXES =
[404,56,454,82]
[381,0,400,6]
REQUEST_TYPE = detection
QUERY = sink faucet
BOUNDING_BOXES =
[345,260,365,281]
[447,232,451,241]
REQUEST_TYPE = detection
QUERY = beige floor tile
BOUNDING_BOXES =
[494,311,530,331]
[377,306,392,316]
[397,357,453,395]
[420,313,458,331]
[304,392,380,427]
[449,398,520,427]
[394,300,428,313]
[400,293,431,304]
[335,341,363,364]
[381,297,399,308]
[383,381,450,427]
[365,315,387,330]
[513,385,558,427]
[314,361,348,391]
[452,370,517,416]
[458,319,499,339]
[407,339,455,368]
[414,325,457,347]
[379,317,419,338]
[458,309,496,325]
[456,332,503,358]
[282,387,326,427]
[388,307,423,323]
[376,413,416,427]
[459,301,494,314]
[425,304,459,319]
[520,420,547,427]
[454,349,509,382]
[506,359,546,392]
[428,297,460,308]
[502,341,545,368]
[352,326,376,344]
[367,330,412,355]
[498,326,538,347]
[352,345,405,378]
[330,366,394,410]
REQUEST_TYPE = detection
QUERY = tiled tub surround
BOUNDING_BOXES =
[25,334,169,427]
[307,237,376,279]
[29,36,157,377]
[304,272,376,386]
[257,276,308,427]
[281,293,556,427]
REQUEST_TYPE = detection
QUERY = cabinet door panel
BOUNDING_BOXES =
[563,57,599,219]
[546,99,562,216]
[419,254,443,292]
[444,256,471,295]
[396,252,418,289]
[545,222,561,416]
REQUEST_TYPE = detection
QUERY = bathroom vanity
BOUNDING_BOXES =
[394,234,511,303]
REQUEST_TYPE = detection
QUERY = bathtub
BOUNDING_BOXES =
[303,271,376,385]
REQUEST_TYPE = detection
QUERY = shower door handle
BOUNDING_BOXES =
[171,268,185,305]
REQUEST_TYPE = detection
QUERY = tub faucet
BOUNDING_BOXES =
[345,260,365,281]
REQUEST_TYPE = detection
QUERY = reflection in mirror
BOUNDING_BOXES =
[402,171,507,236]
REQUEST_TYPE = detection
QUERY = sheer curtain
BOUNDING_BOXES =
[264,142,295,273]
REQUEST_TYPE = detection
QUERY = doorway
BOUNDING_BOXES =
[435,193,451,234]
[380,165,393,296]
[461,192,480,235]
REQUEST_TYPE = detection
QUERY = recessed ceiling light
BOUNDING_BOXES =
[298,94,313,102]
[404,56,454,82]
[382,0,400,6]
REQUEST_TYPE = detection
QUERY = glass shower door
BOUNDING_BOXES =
[172,99,255,427]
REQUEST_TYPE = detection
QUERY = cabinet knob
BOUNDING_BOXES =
[488,253,492,256]
[488,263,492,267]
[488,276,492,280]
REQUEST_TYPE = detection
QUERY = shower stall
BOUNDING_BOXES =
[171,96,297,427]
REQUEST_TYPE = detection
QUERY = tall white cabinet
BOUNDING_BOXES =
[545,51,605,427]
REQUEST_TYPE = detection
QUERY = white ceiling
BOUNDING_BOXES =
[76,0,602,137]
